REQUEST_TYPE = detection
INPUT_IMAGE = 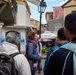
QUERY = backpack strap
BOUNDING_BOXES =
[0,53,10,59]
[10,52,21,75]
[61,43,76,53]
[61,51,71,75]
[61,43,76,75]
[10,52,21,57]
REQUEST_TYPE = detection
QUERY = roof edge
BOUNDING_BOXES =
[62,0,71,8]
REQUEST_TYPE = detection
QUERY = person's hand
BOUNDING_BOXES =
[39,53,42,57]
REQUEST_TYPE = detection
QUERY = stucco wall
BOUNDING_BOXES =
[64,1,76,7]
[48,18,64,32]
[2,27,26,54]
[17,2,30,27]
[64,0,76,17]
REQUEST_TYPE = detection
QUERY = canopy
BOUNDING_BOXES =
[41,31,57,39]
[27,0,40,6]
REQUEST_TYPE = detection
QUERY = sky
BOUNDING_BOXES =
[28,0,68,24]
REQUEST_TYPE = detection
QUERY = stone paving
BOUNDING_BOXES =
[35,70,43,75]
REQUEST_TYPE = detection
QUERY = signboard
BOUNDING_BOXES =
[20,37,25,45]
[26,0,40,6]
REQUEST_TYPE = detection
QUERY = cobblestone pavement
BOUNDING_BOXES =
[35,70,43,75]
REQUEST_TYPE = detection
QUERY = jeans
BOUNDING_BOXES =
[32,67,36,75]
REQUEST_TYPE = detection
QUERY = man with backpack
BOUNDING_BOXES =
[44,12,76,75]
[0,34,31,75]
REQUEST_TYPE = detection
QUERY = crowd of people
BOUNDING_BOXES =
[0,12,76,75]
[44,12,76,75]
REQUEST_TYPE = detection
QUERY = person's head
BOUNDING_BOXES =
[64,12,76,41]
[27,31,38,41]
[6,34,16,45]
[57,27,67,44]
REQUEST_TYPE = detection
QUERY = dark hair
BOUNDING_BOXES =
[27,31,37,40]
[58,28,66,40]
[64,12,76,34]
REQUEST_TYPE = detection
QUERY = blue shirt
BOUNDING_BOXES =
[43,42,68,73]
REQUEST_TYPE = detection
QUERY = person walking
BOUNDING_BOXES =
[26,31,41,75]
[44,12,76,75]
[1,33,31,75]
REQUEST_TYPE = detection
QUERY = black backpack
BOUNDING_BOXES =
[0,52,20,75]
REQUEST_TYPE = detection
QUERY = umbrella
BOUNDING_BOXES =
[41,31,57,39]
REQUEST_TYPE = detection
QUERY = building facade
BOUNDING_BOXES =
[0,0,31,54]
[46,0,76,32]
[30,18,45,33]
[62,0,76,17]
[45,12,53,23]
[30,18,40,30]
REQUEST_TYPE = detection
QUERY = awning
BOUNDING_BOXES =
[41,31,57,39]
[26,0,40,6]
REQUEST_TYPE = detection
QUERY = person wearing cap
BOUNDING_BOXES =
[44,27,68,74]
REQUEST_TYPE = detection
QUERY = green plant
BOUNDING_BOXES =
[42,47,50,53]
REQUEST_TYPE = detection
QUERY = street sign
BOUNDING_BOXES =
[26,0,40,6]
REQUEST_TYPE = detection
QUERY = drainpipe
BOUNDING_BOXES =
[0,22,4,45]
